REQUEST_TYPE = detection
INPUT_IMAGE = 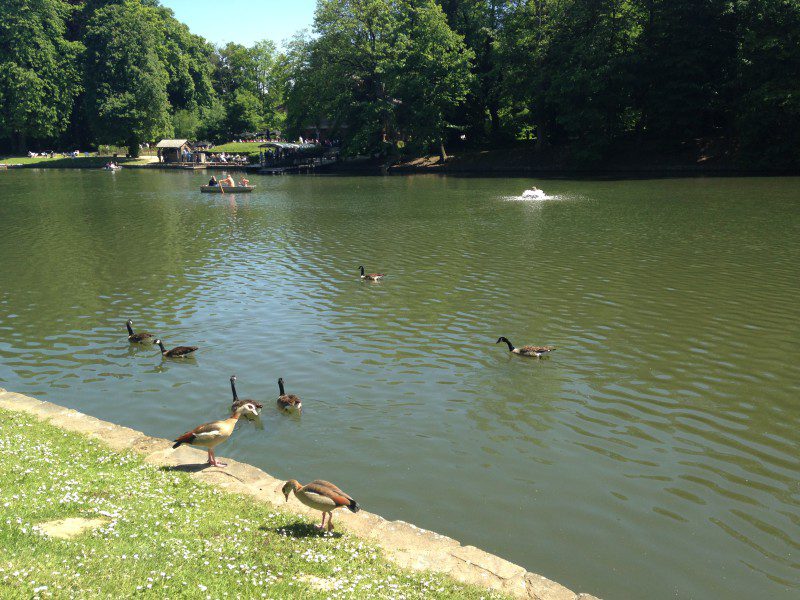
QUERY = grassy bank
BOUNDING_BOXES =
[0,156,156,168]
[0,408,501,599]
[210,142,263,158]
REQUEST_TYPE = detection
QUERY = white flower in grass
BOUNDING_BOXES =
[198,584,207,592]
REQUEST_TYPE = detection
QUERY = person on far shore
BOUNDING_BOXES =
[208,175,218,186]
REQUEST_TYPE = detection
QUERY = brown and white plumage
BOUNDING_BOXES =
[496,336,555,357]
[359,265,385,281]
[126,319,154,343]
[282,479,360,531]
[153,338,198,358]
[230,375,263,421]
[277,377,302,411]
[172,400,261,467]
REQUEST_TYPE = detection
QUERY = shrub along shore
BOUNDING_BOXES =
[0,390,599,599]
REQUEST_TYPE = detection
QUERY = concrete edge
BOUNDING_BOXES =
[0,389,599,600]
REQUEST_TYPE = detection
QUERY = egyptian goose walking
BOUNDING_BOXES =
[282,479,360,531]
[359,266,385,281]
[277,377,302,411]
[496,336,555,357]
[153,338,198,358]
[172,400,261,467]
[126,319,154,343]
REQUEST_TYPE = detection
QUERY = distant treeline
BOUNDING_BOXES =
[2,0,799,167]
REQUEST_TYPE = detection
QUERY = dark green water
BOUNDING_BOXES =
[0,170,798,599]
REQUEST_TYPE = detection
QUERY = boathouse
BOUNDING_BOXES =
[155,139,191,163]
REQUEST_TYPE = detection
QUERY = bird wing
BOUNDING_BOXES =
[311,480,353,502]
[278,394,301,406]
[303,482,351,507]
[169,346,198,355]
[520,345,554,353]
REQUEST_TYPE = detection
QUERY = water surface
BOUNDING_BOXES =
[0,170,798,599]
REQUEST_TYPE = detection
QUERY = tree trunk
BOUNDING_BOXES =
[439,140,447,163]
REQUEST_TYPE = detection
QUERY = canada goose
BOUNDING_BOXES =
[277,377,302,411]
[282,479,360,531]
[359,266,385,281]
[153,339,198,358]
[496,336,555,357]
[126,319,154,343]
[230,375,263,420]
[172,401,261,467]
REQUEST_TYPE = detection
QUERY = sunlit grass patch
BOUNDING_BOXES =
[0,409,505,599]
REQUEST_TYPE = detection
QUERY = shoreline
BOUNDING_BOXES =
[0,388,599,600]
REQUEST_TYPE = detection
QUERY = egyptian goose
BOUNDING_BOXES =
[496,336,555,357]
[282,479,360,531]
[277,378,302,411]
[126,319,154,343]
[153,339,198,358]
[359,266,385,281]
[230,375,263,421]
[172,400,261,467]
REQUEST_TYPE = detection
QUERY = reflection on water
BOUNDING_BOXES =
[0,170,798,600]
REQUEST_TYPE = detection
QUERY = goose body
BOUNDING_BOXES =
[126,319,154,343]
[172,400,260,467]
[496,336,555,357]
[153,338,198,358]
[277,377,302,411]
[359,265,385,281]
[230,375,263,421]
[282,479,360,531]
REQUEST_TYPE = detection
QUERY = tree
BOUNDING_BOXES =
[83,0,171,156]
[286,0,472,157]
[0,0,83,152]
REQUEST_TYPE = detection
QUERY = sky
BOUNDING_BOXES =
[160,0,317,48]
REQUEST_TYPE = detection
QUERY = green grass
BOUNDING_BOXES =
[0,409,504,599]
[0,156,155,168]
[209,142,264,158]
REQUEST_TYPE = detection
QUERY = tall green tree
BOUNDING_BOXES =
[83,0,171,156]
[287,0,472,157]
[0,0,83,152]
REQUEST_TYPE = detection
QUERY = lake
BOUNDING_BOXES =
[0,169,797,599]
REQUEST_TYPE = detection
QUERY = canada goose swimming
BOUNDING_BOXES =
[277,377,302,411]
[172,401,261,467]
[359,266,385,281]
[282,479,360,531]
[230,375,264,421]
[496,336,555,357]
[153,339,198,358]
[126,319,154,343]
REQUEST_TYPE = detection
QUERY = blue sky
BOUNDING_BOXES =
[160,0,316,48]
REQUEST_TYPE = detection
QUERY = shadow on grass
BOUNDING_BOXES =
[160,463,213,473]
[265,522,342,539]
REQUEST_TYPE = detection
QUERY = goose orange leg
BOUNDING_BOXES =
[208,449,227,467]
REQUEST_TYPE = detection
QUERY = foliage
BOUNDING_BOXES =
[83,1,172,156]
[0,408,505,599]
[0,0,83,152]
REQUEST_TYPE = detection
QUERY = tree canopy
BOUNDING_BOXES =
[2,0,799,168]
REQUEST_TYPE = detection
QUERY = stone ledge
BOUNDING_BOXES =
[0,390,599,600]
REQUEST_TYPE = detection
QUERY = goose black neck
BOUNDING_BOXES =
[126,322,134,336]
[359,266,365,276]
[501,338,515,352]
[230,379,239,401]
[157,341,166,352]
[278,379,285,395]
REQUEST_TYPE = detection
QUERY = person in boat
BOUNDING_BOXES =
[208,175,218,186]
[219,174,235,187]
[239,177,250,187]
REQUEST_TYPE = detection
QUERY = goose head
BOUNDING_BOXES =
[232,400,262,419]
[282,479,301,501]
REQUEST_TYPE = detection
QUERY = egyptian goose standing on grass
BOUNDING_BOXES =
[153,338,198,358]
[359,266,385,281]
[496,336,556,357]
[172,400,261,467]
[126,319,154,343]
[277,378,302,411]
[282,479,360,531]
